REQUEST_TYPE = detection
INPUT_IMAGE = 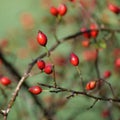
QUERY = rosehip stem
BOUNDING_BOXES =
[87,99,98,110]
[43,89,50,92]
[29,70,43,77]
[76,66,85,92]
[52,65,57,88]
[45,46,53,63]
[44,47,57,88]
[56,15,62,24]
[45,46,50,57]
[54,33,60,44]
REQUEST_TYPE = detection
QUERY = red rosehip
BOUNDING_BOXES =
[0,77,11,86]
[20,13,34,29]
[37,31,47,46]
[102,109,110,118]
[90,23,99,38]
[81,39,90,47]
[44,64,53,74]
[69,0,75,2]
[113,48,120,57]
[115,58,120,68]
[50,6,58,16]
[37,60,45,70]
[0,39,9,48]
[86,81,96,90]
[83,50,97,61]
[58,4,67,16]
[108,3,120,14]
[29,86,42,95]
[53,55,66,66]
[103,70,111,79]
[81,27,91,39]
[70,53,79,66]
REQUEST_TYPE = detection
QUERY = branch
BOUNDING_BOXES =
[39,83,120,103]
[0,27,120,119]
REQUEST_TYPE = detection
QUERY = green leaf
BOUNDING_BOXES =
[99,40,107,49]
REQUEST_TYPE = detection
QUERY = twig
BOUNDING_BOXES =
[39,83,120,103]
[52,65,57,88]
[101,79,115,98]
[76,66,85,91]
[87,99,98,110]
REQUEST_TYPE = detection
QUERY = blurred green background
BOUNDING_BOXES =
[0,0,120,120]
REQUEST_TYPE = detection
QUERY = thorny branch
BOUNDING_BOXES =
[0,27,120,119]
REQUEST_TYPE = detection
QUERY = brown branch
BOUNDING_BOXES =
[39,83,120,103]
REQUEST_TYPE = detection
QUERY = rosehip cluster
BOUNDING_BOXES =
[37,59,53,74]
[81,23,99,39]
[50,4,67,17]
[81,27,91,39]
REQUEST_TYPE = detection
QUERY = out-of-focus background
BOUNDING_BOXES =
[0,0,120,120]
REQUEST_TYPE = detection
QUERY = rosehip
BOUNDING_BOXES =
[115,58,120,68]
[81,27,91,39]
[44,64,53,74]
[37,31,47,46]
[0,39,9,48]
[37,60,45,70]
[81,39,90,47]
[90,23,99,38]
[108,3,120,14]
[86,81,96,90]
[20,13,34,29]
[103,70,111,79]
[58,4,67,16]
[83,50,97,61]
[54,55,66,66]
[29,86,42,95]
[70,53,79,66]
[69,0,75,2]
[0,77,11,86]
[113,48,120,57]
[50,6,58,16]
[102,109,110,118]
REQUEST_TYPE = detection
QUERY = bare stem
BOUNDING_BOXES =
[52,65,57,88]
[76,66,85,92]
[7,73,29,113]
